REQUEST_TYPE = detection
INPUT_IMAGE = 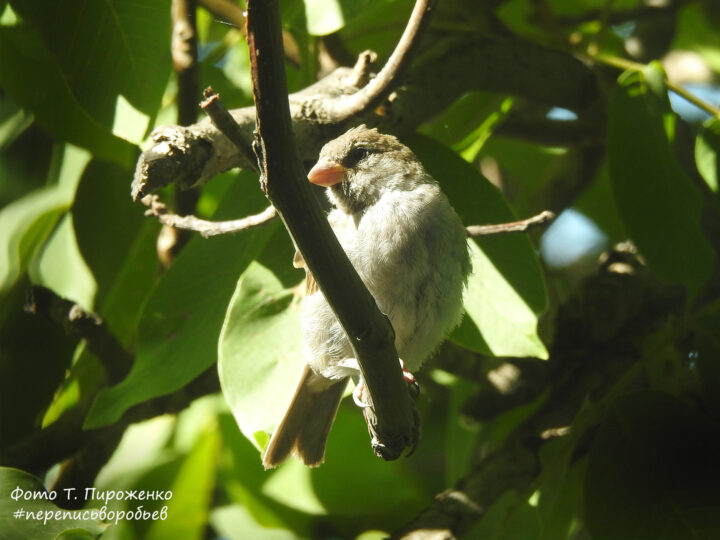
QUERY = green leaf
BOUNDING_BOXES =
[535,439,587,540]
[285,0,383,37]
[608,66,715,301]
[304,0,345,35]
[0,144,90,293]
[409,135,548,359]
[584,391,720,540]
[10,0,171,129]
[218,262,306,449]
[145,426,220,540]
[696,117,720,193]
[0,25,135,166]
[457,241,549,359]
[72,160,150,312]
[28,214,96,310]
[85,175,277,428]
[0,97,31,149]
[0,467,105,540]
[210,505,296,540]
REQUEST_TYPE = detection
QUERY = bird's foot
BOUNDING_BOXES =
[352,359,419,408]
[352,381,371,408]
[400,359,420,401]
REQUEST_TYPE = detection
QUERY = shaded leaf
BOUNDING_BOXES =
[0,25,135,166]
[72,160,150,314]
[585,391,720,539]
[608,66,715,301]
[10,0,171,128]
[86,175,278,428]
[0,281,76,447]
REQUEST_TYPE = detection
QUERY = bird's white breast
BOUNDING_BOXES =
[301,177,469,379]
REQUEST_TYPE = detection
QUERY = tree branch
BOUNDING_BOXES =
[245,0,418,460]
[466,210,556,237]
[323,0,435,119]
[141,194,277,237]
[131,32,597,199]
[25,286,132,384]
[139,193,553,240]
[165,0,202,265]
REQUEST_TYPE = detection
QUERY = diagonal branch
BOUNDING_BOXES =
[245,0,418,460]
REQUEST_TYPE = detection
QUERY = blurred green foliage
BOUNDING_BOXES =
[1,0,720,539]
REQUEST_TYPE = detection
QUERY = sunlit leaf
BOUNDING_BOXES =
[218,262,305,449]
[409,135,548,359]
[608,66,715,301]
[0,144,90,293]
[145,426,220,540]
[28,214,96,310]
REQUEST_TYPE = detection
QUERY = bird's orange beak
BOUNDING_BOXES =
[307,158,348,187]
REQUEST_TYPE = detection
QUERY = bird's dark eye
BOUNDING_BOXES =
[342,146,369,168]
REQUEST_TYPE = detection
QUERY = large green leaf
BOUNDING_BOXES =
[10,0,171,135]
[608,66,715,301]
[0,25,135,166]
[585,391,720,539]
[409,135,549,359]
[0,467,105,540]
[72,160,150,313]
[85,175,278,428]
[218,262,306,450]
[0,144,90,293]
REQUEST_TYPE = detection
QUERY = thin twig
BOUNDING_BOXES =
[466,210,556,237]
[201,87,259,172]
[246,0,418,461]
[325,0,435,119]
[590,53,720,119]
[141,194,277,237]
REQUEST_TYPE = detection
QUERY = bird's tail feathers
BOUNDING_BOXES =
[262,365,346,469]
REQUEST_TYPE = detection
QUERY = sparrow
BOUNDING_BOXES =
[262,125,471,469]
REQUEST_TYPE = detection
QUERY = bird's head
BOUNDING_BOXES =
[308,125,428,215]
